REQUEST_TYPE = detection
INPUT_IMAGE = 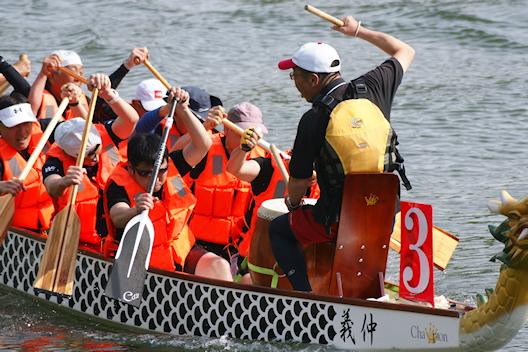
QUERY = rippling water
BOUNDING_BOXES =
[1,0,528,350]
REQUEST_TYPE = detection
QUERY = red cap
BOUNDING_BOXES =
[278,58,296,70]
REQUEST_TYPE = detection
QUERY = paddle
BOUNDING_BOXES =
[270,144,289,182]
[34,89,99,295]
[57,66,88,84]
[0,98,69,245]
[304,4,459,270]
[138,58,291,159]
[104,99,177,307]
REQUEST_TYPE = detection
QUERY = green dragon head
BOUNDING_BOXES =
[487,191,528,269]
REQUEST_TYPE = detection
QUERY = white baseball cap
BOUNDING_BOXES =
[0,103,37,128]
[54,117,102,158]
[135,79,168,111]
[52,50,83,67]
[278,42,341,73]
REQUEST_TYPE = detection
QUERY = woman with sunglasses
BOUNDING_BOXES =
[103,87,233,281]
[42,73,139,252]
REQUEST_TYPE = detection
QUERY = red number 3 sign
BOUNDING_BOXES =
[399,201,434,307]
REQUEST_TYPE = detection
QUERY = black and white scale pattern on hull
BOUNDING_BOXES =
[0,231,338,345]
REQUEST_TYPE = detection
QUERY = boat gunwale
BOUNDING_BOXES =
[11,226,460,318]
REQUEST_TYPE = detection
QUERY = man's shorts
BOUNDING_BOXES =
[289,205,338,246]
[175,244,209,274]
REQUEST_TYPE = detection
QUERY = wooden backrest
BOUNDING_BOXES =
[329,173,399,299]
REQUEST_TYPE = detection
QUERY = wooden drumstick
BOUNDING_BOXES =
[305,4,344,26]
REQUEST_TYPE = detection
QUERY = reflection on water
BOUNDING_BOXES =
[1,0,528,350]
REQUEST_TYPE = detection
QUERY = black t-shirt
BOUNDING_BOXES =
[289,58,404,225]
[289,58,404,180]
[250,156,274,195]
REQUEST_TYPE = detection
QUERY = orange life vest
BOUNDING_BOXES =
[188,133,252,245]
[37,88,87,120]
[103,162,197,270]
[45,124,123,249]
[0,123,54,231]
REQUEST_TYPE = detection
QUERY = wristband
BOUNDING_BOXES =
[285,196,303,211]
[106,89,120,105]
[354,21,362,38]
[68,101,79,107]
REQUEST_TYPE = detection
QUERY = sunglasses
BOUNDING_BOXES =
[133,166,168,178]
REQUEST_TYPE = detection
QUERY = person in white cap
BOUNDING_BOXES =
[27,50,89,120]
[270,13,415,292]
[42,73,139,252]
[27,48,149,123]
[0,93,55,232]
[130,78,168,118]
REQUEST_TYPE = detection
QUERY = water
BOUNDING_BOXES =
[1,0,527,350]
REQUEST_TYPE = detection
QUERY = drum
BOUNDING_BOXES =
[248,198,334,294]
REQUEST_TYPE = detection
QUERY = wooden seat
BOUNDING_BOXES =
[329,173,399,299]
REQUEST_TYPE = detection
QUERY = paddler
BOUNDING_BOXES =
[103,87,233,280]
[42,73,139,252]
[0,93,54,233]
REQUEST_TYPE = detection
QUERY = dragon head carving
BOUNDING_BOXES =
[487,191,528,269]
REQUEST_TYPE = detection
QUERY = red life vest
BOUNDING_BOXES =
[45,124,123,249]
[188,133,252,245]
[0,123,54,231]
[103,162,197,270]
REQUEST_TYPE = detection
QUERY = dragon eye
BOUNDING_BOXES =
[518,227,528,241]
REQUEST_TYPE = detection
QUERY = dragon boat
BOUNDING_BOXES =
[0,187,527,351]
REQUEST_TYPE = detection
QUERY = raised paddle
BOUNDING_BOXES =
[57,66,88,84]
[0,98,69,245]
[304,4,460,270]
[138,59,291,159]
[104,99,178,307]
[34,89,99,295]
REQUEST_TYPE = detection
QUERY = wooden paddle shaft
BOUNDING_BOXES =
[222,119,290,159]
[68,88,98,206]
[304,5,344,26]
[58,66,88,84]
[142,59,172,89]
[18,98,69,181]
[147,99,177,195]
[270,144,289,182]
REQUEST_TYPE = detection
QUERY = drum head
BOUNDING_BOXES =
[258,198,317,220]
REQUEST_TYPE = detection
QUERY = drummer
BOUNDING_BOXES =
[103,87,233,280]
[0,92,54,233]
[269,14,415,291]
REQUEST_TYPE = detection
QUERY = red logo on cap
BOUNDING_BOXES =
[154,90,163,99]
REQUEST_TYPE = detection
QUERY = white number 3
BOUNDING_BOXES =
[402,207,430,294]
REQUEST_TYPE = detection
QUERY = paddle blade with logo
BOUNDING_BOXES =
[105,211,154,307]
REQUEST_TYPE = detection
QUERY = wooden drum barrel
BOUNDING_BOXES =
[248,198,335,295]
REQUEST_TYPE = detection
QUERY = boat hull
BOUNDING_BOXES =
[0,228,460,351]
